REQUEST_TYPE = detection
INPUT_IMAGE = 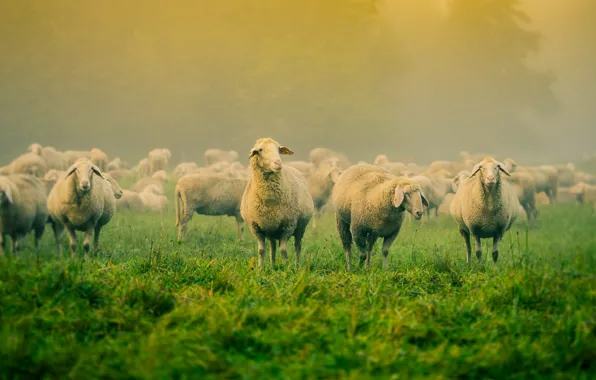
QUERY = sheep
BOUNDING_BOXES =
[308,167,341,227]
[0,175,49,255]
[116,190,145,212]
[130,170,168,193]
[41,169,66,195]
[107,157,124,171]
[286,161,316,178]
[204,149,239,166]
[175,173,247,242]
[450,157,520,264]
[40,146,68,170]
[107,169,135,182]
[63,150,92,166]
[133,158,150,177]
[241,138,314,267]
[570,182,596,213]
[555,163,576,187]
[148,148,172,174]
[332,164,429,270]
[47,159,118,257]
[0,153,47,177]
[90,148,109,172]
[173,162,199,178]
[309,148,350,169]
[507,171,538,221]
[504,159,558,204]
[138,188,169,213]
[411,173,453,218]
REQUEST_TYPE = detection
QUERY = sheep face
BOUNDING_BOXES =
[29,143,42,155]
[249,138,294,174]
[393,184,429,220]
[66,160,103,193]
[103,174,123,199]
[470,158,510,188]
[452,170,470,193]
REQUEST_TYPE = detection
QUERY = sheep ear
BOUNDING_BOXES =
[392,186,405,208]
[279,146,294,155]
[469,163,482,178]
[92,166,104,179]
[421,193,429,208]
[248,149,259,158]
[65,165,77,177]
[497,162,511,177]
[1,187,14,204]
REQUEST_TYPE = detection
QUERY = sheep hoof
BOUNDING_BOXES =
[475,251,482,260]
[492,251,499,263]
[83,243,90,253]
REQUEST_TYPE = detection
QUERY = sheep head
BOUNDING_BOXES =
[103,173,123,199]
[66,159,103,193]
[452,170,471,193]
[469,157,510,188]
[392,180,429,220]
[248,138,294,174]
[29,143,43,156]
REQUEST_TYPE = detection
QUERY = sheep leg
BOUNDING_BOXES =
[235,216,245,242]
[82,227,94,258]
[13,235,21,254]
[93,225,102,253]
[336,217,353,271]
[459,229,472,264]
[270,239,277,266]
[474,235,482,261]
[365,234,377,268]
[256,233,266,267]
[279,239,289,265]
[492,234,501,263]
[353,229,368,267]
[51,220,65,255]
[0,234,4,256]
[65,225,78,258]
[382,232,399,270]
[34,224,45,250]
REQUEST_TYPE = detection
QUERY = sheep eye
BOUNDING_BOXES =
[258,148,263,152]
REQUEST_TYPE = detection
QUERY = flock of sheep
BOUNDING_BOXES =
[1,140,595,269]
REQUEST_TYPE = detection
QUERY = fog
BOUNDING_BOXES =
[1,0,594,166]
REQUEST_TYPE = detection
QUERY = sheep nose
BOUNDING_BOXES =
[80,180,90,190]
[486,175,496,183]
[415,210,423,219]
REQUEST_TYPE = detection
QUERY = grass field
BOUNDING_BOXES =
[1,186,596,378]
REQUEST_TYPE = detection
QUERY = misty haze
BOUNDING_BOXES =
[1,0,595,165]
[1,2,596,379]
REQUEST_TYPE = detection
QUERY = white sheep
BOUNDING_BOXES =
[0,153,47,177]
[0,175,49,255]
[173,162,199,178]
[204,149,239,166]
[47,159,120,257]
[241,138,314,267]
[130,170,168,193]
[332,164,429,270]
[308,167,341,227]
[175,173,247,242]
[90,148,109,172]
[450,157,520,264]
[148,148,172,174]
[309,148,350,169]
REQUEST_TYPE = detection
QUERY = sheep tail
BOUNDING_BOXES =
[175,188,183,227]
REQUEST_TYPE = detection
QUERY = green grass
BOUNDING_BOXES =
[1,197,596,379]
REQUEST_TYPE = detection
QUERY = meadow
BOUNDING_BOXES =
[1,186,595,378]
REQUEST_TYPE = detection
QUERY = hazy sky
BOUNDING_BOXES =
[0,0,594,166]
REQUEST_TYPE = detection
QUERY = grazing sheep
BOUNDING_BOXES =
[505,159,558,204]
[570,182,596,214]
[0,153,47,177]
[175,173,247,242]
[116,190,145,212]
[332,164,429,270]
[90,148,109,172]
[555,163,576,187]
[138,188,169,213]
[63,150,92,166]
[308,167,341,227]
[41,169,65,195]
[130,170,168,193]
[47,159,118,257]
[241,138,314,267]
[148,148,172,174]
[309,148,350,169]
[507,172,538,220]
[133,158,150,177]
[107,157,124,171]
[450,157,520,264]
[0,175,49,255]
[411,174,453,218]
[173,162,199,178]
[204,149,239,166]
[41,146,68,170]
[107,169,135,182]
